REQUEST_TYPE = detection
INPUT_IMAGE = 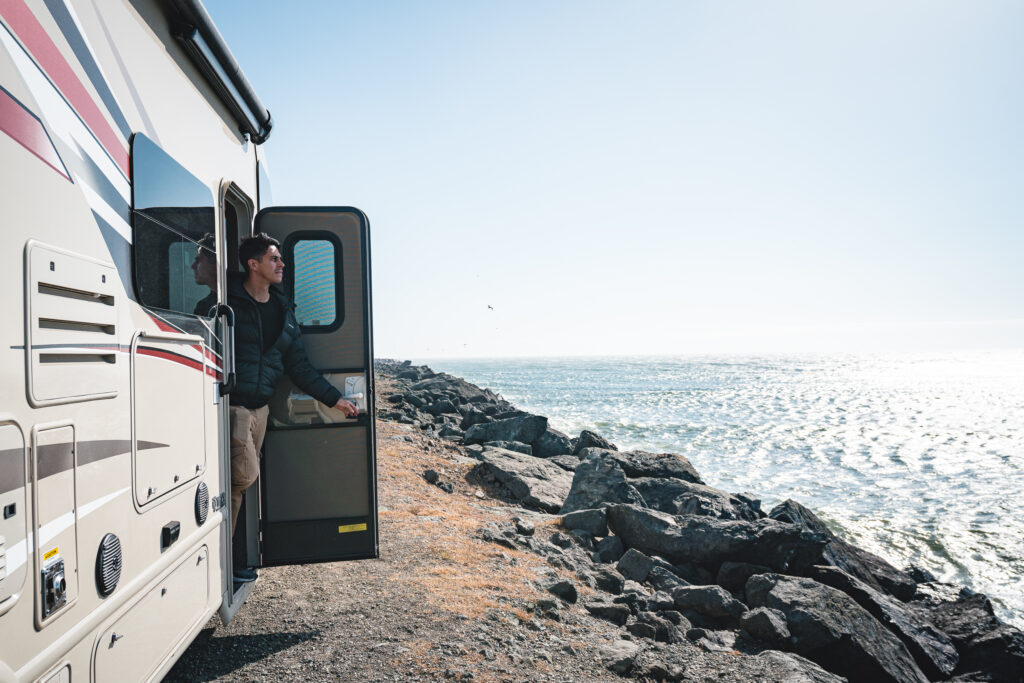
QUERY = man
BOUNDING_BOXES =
[228,233,358,583]
[191,233,218,317]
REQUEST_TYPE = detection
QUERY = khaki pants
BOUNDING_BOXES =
[230,404,269,533]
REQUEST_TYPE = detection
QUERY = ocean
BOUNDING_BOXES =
[424,351,1024,628]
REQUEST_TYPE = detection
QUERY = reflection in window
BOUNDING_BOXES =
[131,134,216,316]
[292,240,336,327]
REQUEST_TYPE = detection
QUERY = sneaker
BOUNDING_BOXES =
[233,567,258,583]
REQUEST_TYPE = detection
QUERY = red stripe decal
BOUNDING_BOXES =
[0,0,129,176]
[0,86,69,179]
[136,347,204,372]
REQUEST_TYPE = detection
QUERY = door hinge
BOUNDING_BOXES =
[211,493,226,511]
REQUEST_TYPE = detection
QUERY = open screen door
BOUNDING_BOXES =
[254,207,377,566]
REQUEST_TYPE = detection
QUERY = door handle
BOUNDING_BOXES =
[216,304,236,395]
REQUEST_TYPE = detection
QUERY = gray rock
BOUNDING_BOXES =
[607,449,703,484]
[423,469,440,484]
[590,566,626,595]
[594,535,625,563]
[647,566,689,593]
[547,454,580,472]
[617,548,656,583]
[717,561,772,593]
[626,621,659,640]
[460,407,491,430]
[810,565,958,679]
[438,424,464,439]
[484,440,532,455]
[464,414,548,446]
[746,573,929,683]
[542,578,578,604]
[632,477,760,520]
[672,585,747,619]
[573,430,618,454]
[770,499,916,601]
[910,584,1024,681]
[752,651,847,683]
[600,639,639,675]
[472,447,573,513]
[585,601,631,625]
[636,610,684,643]
[740,606,790,643]
[532,428,573,458]
[607,503,827,572]
[561,508,608,537]
[425,399,460,416]
[560,451,645,514]
[513,518,535,536]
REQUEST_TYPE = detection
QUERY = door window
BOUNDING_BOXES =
[288,236,342,331]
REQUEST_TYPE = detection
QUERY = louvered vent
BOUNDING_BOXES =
[96,533,122,597]
[195,482,209,525]
[0,536,6,583]
[26,243,119,405]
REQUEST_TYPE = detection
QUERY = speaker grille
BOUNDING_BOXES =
[195,482,209,526]
[96,533,121,597]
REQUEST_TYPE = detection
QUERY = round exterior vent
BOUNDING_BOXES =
[195,482,210,526]
[96,533,122,597]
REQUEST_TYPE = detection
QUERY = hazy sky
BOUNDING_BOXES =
[209,1,1022,358]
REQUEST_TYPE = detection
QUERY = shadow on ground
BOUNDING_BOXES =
[163,627,320,682]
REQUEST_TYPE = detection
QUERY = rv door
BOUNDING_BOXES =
[254,208,377,566]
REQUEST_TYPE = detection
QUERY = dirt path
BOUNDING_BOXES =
[165,393,626,682]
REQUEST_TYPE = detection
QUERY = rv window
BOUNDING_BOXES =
[130,134,216,316]
[290,238,340,330]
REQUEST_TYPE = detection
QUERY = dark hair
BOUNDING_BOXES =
[196,233,216,261]
[239,233,280,274]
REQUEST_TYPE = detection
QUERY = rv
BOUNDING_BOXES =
[0,0,378,680]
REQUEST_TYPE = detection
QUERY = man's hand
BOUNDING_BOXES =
[334,398,359,417]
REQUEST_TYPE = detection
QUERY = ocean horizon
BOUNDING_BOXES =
[421,349,1024,628]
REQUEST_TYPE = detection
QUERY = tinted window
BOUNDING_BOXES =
[290,238,339,330]
[131,134,216,316]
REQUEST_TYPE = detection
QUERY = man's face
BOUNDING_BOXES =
[191,248,216,287]
[249,245,285,284]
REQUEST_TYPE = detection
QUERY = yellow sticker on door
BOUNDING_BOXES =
[43,547,59,561]
[338,523,367,534]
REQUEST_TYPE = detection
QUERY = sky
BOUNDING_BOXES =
[208,1,1023,358]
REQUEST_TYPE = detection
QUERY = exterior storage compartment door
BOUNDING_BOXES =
[253,207,377,566]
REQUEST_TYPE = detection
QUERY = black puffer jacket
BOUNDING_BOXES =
[227,273,341,410]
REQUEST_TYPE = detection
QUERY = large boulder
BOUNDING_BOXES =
[604,449,704,484]
[910,583,1024,681]
[409,374,494,406]
[746,573,929,683]
[671,585,747,620]
[632,477,761,520]
[573,430,617,454]
[606,504,827,572]
[770,499,915,600]
[561,508,607,537]
[464,414,548,445]
[472,446,572,512]
[560,451,645,513]
[810,566,958,679]
[532,427,573,458]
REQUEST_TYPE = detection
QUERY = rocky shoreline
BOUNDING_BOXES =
[376,359,1024,683]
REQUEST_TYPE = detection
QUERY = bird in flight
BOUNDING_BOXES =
[487,305,494,310]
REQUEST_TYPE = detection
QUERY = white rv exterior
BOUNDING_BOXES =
[0,1,378,681]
